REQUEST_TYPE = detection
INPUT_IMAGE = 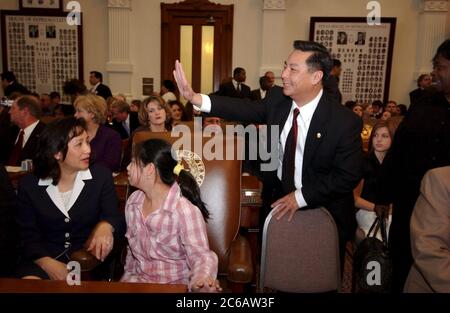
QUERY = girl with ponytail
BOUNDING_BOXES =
[120,139,221,292]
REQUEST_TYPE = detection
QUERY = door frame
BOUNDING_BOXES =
[161,0,233,93]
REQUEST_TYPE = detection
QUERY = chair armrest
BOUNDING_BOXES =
[226,234,253,283]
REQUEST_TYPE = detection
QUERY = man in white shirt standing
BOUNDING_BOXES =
[174,40,363,264]
[89,71,113,100]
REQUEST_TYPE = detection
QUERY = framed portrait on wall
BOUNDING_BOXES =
[0,10,83,102]
[19,0,63,11]
[310,17,396,104]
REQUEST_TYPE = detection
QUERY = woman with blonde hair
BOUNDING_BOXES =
[74,94,122,172]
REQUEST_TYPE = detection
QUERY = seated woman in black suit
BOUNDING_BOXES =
[16,117,124,280]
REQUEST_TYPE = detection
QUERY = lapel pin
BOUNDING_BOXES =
[316,132,322,139]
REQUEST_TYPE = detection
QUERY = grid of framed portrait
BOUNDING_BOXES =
[1,10,83,102]
[19,0,63,11]
[310,17,396,104]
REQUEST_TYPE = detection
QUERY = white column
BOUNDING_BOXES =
[107,0,133,97]
[260,0,286,84]
[415,0,448,77]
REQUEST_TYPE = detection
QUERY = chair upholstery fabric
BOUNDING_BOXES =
[260,207,341,292]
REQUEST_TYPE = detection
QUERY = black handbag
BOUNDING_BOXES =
[353,217,392,293]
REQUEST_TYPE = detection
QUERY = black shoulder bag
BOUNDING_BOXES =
[353,217,392,293]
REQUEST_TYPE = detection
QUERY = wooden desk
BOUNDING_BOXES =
[0,278,187,293]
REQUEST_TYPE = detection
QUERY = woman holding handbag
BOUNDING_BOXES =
[354,119,398,240]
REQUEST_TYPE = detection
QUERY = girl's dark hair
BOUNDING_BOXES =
[132,139,209,221]
[33,117,87,185]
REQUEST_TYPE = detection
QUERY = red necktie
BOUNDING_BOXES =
[282,108,300,194]
[8,130,24,166]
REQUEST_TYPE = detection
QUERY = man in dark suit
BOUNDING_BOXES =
[251,76,271,101]
[1,71,29,97]
[216,67,252,99]
[377,39,450,292]
[409,73,433,112]
[174,40,363,261]
[89,71,113,100]
[6,95,46,166]
[109,100,140,139]
[323,59,343,104]
[0,165,18,277]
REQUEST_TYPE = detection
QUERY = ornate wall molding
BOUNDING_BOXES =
[108,0,132,9]
[422,0,448,12]
[263,0,286,11]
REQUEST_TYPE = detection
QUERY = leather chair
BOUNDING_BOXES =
[259,207,341,293]
[132,131,254,291]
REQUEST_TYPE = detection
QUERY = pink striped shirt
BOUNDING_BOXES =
[120,182,218,288]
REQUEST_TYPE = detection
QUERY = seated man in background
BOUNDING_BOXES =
[6,95,46,166]
[109,100,140,139]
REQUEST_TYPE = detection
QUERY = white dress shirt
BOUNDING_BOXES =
[259,88,267,99]
[199,89,323,208]
[90,82,100,93]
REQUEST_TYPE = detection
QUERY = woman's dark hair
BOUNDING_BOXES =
[132,139,209,221]
[162,79,176,92]
[169,100,190,121]
[33,117,87,185]
[63,79,87,96]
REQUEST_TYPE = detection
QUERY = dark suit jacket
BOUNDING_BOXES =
[16,165,125,261]
[323,75,342,104]
[4,81,29,97]
[7,121,46,166]
[209,88,363,242]
[93,83,113,100]
[250,89,264,101]
[0,165,18,276]
[377,90,450,291]
[216,81,252,99]
[109,111,140,139]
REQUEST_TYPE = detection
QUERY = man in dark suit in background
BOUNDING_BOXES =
[1,71,29,97]
[323,59,343,104]
[89,71,113,100]
[216,67,252,99]
[174,40,363,261]
[251,76,271,100]
[6,95,46,166]
[409,73,433,111]
[109,100,140,139]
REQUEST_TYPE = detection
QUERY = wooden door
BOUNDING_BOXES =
[161,0,233,94]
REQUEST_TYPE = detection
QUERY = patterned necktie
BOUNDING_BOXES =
[8,130,24,166]
[282,108,300,194]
